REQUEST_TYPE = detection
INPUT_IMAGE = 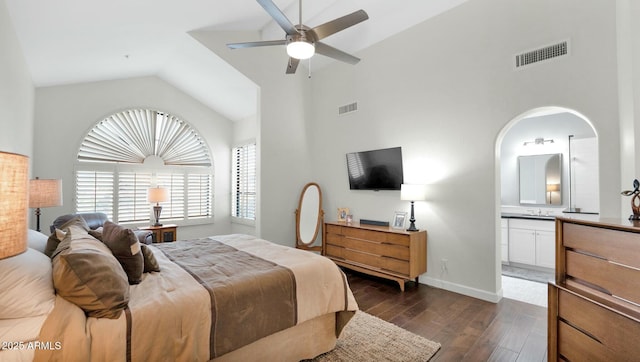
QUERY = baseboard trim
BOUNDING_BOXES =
[421,276,501,303]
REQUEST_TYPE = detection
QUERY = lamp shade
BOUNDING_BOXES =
[287,41,315,60]
[400,184,428,201]
[29,178,63,208]
[0,151,28,259]
[148,187,169,204]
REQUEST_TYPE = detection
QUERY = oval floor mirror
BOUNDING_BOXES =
[295,182,324,252]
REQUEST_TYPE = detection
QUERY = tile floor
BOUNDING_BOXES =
[501,275,547,307]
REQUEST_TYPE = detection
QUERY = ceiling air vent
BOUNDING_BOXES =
[515,40,569,69]
[339,102,358,116]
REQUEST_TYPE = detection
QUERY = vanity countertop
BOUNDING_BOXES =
[501,212,556,221]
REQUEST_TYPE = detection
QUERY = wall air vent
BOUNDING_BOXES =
[339,102,358,116]
[515,40,569,69]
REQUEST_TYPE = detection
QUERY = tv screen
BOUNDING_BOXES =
[346,147,404,190]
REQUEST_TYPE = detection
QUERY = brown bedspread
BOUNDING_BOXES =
[155,239,297,358]
[35,233,358,361]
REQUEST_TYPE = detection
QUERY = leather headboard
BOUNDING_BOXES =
[50,212,109,233]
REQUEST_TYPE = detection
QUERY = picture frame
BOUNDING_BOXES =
[392,211,407,229]
[337,207,350,222]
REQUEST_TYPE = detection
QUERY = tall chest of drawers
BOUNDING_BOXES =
[549,217,640,361]
[323,221,427,291]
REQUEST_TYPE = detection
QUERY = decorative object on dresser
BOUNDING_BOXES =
[29,177,63,232]
[621,178,640,220]
[337,207,349,222]
[147,186,169,226]
[295,182,324,252]
[323,221,426,291]
[138,224,177,243]
[392,211,407,229]
[400,184,428,231]
[0,151,29,259]
[548,217,640,361]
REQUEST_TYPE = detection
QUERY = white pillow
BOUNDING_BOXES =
[27,229,48,254]
[0,248,55,319]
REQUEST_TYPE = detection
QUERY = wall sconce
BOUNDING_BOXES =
[29,177,63,232]
[0,151,29,259]
[400,184,428,232]
[523,138,554,146]
[148,187,169,226]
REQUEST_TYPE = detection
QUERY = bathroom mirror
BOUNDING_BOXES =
[295,182,324,252]
[519,153,562,205]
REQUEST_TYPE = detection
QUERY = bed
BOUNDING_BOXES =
[0,217,357,361]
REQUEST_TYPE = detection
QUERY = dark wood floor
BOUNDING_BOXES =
[345,270,548,362]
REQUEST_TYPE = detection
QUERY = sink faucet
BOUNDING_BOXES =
[538,209,542,216]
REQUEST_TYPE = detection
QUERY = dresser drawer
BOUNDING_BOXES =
[556,287,640,360]
[565,250,640,306]
[325,232,344,247]
[342,237,409,260]
[325,224,342,235]
[342,227,410,246]
[562,222,640,270]
[382,257,409,275]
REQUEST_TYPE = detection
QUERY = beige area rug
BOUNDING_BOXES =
[309,311,441,362]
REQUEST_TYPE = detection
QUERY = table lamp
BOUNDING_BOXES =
[29,177,63,232]
[148,187,169,226]
[400,184,428,232]
[0,151,29,259]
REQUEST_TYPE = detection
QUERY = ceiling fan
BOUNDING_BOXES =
[227,0,369,74]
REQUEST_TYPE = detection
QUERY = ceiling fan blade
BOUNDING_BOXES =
[227,40,287,49]
[311,10,368,41]
[286,57,300,74]
[257,0,299,36]
[315,42,361,65]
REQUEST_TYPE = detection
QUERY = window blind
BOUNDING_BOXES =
[157,173,186,219]
[187,174,212,218]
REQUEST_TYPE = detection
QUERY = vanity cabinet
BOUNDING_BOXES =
[501,219,509,263]
[508,219,555,268]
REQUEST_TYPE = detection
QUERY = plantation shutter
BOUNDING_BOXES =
[187,174,212,218]
[232,143,256,220]
[157,173,186,219]
[118,172,152,223]
[76,171,115,220]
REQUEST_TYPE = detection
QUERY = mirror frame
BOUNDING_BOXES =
[518,153,562,206]
[295,182,324,252]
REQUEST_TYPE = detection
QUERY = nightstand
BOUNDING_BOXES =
[138,224,178,243]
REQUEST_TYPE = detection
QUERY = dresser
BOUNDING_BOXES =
[548,217,640,361]
[323,221,427,291]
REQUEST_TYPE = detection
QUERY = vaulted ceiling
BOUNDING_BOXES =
[5,0,469,121]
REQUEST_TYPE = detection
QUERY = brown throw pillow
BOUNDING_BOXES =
[140,244,160,273]
[102,221,144,285]
[52,232,129,319]
[44,216,90,257]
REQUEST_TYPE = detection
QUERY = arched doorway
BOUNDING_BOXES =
[495,106,598,305]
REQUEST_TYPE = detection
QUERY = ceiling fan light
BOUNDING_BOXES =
[287,41,315,60]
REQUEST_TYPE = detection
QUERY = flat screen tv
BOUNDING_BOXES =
[346,147,404,190]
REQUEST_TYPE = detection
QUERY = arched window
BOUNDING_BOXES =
[75,109,213,224]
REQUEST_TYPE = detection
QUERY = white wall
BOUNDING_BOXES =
[192,30,314,245]
[32,76,233,239]
[0,0,33,157]
[308,0,619,301]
